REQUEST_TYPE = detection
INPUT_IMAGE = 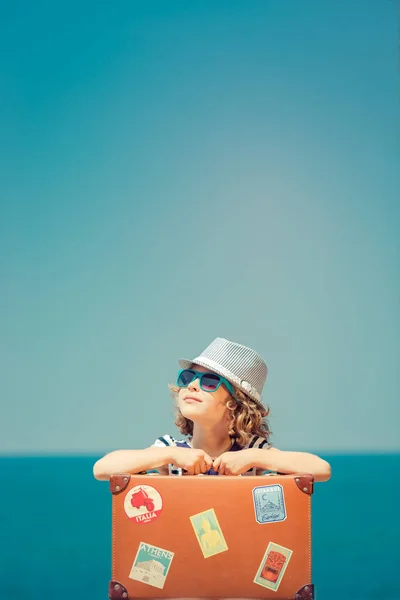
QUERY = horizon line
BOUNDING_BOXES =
[1,449,399,458]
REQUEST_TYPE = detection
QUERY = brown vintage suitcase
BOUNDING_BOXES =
[108,474,314,600]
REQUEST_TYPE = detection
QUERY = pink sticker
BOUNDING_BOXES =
[124,484,163,524]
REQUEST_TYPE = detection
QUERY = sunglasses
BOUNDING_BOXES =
[176,369,234,396]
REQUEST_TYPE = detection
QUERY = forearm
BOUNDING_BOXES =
[93,447,174,480]
[250,448,332,482]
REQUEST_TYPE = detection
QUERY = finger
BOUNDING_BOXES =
[217,463,225,476]
[236,466,247,476]
[200,459,208,473]
[212,457,220,470]
[204,455,213,470]
[196,458,205,473]
[194,462,201,476]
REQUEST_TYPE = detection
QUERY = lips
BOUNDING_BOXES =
[183,396,202,403]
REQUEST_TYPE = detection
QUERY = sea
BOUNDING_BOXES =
[0,454,399,600]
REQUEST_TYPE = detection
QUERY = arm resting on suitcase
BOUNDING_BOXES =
[93,447,174,480]
[250,447,332,482]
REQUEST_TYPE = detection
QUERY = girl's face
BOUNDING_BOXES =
[177,365,232,426]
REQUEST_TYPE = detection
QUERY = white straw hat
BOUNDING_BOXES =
[179,337,268,405]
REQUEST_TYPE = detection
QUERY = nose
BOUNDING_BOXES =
[188,377,200,391]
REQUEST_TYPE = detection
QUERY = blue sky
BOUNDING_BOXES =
[0,0,398,454]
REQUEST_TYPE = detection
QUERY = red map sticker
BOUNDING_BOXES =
[124,485,163,524]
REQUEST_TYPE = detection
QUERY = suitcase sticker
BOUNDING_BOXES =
[123,485,163,524]
[253,542,293,591]
[129,542,174,589]
[189,508,229,558]
[252,484,287,524]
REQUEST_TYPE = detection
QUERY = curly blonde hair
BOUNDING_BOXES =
[168,383,271,447]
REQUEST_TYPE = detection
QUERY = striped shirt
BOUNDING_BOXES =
[152,434,271,476]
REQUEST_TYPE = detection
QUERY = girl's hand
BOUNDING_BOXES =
[170,447,213,475]
[212,449,255,476]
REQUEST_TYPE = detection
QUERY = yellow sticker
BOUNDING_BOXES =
[189,508,228,558]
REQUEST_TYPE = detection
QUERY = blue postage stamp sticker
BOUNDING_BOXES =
[252,484,287,524]
[129,542,174,589]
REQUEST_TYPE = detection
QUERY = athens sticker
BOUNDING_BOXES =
[124,485,163,524]
[253,542,293,591]
[252,484,287,524]
[189,508,228,558]
[129,542,174,589]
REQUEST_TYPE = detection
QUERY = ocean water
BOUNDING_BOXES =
[0,454,399,600]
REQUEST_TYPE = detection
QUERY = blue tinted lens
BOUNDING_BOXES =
[177,370,196,387]
[201,373,221,391]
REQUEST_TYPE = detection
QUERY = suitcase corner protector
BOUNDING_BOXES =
[293,583,314,599]
[294,474,314,495]
[110,474,131,494]
[108,579,129,599]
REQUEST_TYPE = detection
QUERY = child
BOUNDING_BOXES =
[93,337,331,482]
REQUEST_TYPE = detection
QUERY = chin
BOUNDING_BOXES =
[179,404,203,419]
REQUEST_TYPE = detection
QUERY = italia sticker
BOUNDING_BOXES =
[124,485,163,524]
